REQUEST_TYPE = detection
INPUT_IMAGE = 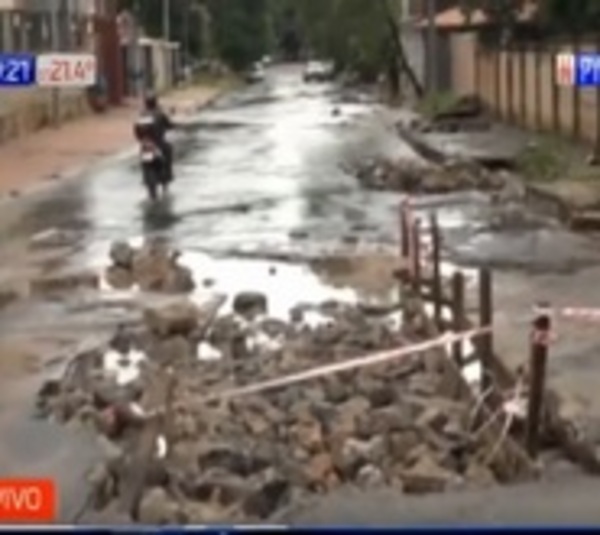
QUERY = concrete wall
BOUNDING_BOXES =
[137,38,180,94]
[450,32,477,95]
[0,88,90,143]
[400,27,425,87]
[448,31,600,147]
[0,3,119,144]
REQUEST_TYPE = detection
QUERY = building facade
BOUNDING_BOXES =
[398,0,460,92]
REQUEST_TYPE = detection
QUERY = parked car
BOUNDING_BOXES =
[245,62,266,83]
[303,61,334,82]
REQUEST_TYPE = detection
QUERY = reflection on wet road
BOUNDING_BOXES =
[5,65,600,522]
[18,68,600,284]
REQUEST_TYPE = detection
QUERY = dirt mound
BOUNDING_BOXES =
[350,158,505,194]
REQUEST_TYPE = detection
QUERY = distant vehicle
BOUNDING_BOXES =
[303,61,334,82]
[245,62,266,83]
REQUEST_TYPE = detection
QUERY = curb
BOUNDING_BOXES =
[398,125,600,230]
[396,127,447,165]
[522,184,572,226]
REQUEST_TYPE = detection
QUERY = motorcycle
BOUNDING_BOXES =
[139,138,168,200]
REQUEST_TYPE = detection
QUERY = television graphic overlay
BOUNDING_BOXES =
[0,53,36,87]
[555,52,600,86]
[36,53,96,87]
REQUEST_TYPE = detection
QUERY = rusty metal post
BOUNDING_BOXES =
[451,271,465,366]
[478,268,494,391]
[397,200,411,297]
[429,212,442,328]
[526,303,552,458]
[411,218,422,293]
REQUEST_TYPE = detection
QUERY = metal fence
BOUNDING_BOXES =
[0,9,92,53]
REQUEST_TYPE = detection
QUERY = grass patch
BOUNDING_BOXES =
[516,134,600,183]
[516,137,568,182]
[416,91,460,118]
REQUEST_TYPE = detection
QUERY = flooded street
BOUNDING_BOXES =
[4,65,600,523]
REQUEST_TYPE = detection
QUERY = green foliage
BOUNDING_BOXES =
[118,0,272,69]
[461,0,600,35]
[417,91,461,118]
[206,0,271,69]
[290,0,396,81]
[516,137,567,182]
[536,0,600,33]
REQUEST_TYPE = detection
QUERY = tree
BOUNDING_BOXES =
[287,0,423,96]
[459,0,528,44]
[118,0,272,69]
[459,0,600,36]
[536,0,600,35]
[206,0,271,69]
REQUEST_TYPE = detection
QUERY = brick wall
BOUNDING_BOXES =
[449,31,600,148]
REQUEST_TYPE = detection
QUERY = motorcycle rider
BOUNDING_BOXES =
[133,92,174,185]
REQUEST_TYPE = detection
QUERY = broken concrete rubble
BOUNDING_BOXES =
[105,239,195,293]
[351,156,505,194]
[144,299,202,338]
[37,294,540,524]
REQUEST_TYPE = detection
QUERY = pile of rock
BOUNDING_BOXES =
[38,292,533,524]
[105,239,195,293]
[352,158,504,194]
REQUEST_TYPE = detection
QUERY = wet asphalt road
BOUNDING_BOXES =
[16,68,600,281]
[4,65,600,524]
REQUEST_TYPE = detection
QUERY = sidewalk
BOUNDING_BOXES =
[398,117,600,229]
[0,83,228,198]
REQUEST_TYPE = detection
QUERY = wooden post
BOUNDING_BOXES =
[534,40,542,130]
[119,367,175,518]
[478,268,493,391]
[429,213,442,328]
[451,271,465,366]
[398,200,411,292]
[526,303,552,458]
[494,48,501,117]
[551,41,560,133]
[474,35,481,96]
[572,35,580,141]
[507,44,514,123]
[519,42,526,127]
[411,218,422,293]
[400,200,410,259]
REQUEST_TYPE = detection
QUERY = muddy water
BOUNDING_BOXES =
[3,64,600,523]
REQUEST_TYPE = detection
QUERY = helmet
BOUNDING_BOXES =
[144,92,158,110]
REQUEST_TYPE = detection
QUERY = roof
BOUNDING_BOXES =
[415,3,537,30]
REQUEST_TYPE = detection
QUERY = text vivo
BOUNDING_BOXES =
[0,487,43,512]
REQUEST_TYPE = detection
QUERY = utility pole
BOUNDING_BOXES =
[183,0,190,64]
[163,0,171,41]
[50,0,62,127]
[425,0,437,96]
[133,1,144,97]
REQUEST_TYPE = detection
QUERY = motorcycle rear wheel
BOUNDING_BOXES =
[142,167,160,200]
